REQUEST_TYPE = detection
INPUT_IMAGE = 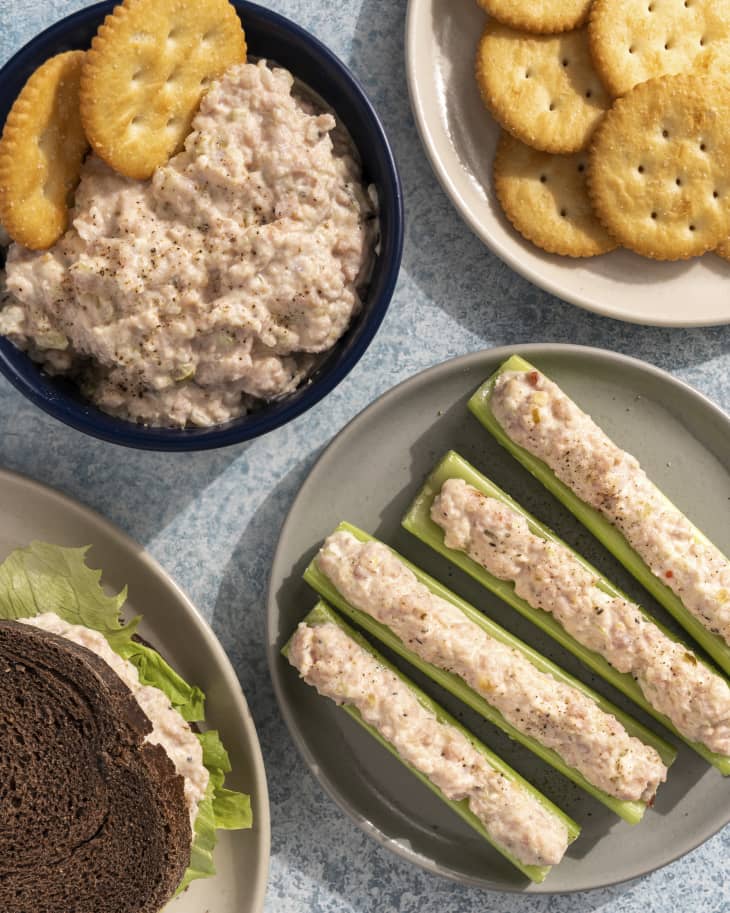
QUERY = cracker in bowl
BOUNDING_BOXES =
[80,0,247,180]
[0,51,88,250]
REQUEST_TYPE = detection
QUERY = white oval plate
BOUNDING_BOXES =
[405,0,730,327]
[268,343,730,893]
[0,469,270,913]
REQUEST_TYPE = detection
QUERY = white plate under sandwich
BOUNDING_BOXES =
[0,470,270,913]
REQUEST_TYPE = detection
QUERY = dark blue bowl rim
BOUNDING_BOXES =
[0,0,404,451]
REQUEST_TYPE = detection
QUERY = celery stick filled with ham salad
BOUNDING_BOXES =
[488,366,730,651]
[286,616,573,872]
[430,478,730,760]
[314,530,668,805]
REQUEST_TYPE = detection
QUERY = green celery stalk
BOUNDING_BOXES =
[468,354,730,678]
[282,600,580,884]
[305,523,676,823]
[402,449,730,774]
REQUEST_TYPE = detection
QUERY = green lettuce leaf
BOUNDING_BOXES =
[177,731,253,894]
[117,638,206,722]
[0,540,134,644]
[0,540,252,890]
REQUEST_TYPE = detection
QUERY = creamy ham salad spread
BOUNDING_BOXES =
[317,531,667,801]
[288,619,570,867]
[490,369,730,646]
[21,613,208,827]
[432,480,730,756]
[0,60,377,427]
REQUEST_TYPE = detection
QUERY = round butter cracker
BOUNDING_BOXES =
[494,131,617,257]
[476,22,609,154]
[0,51,88,250]
[476,0,593,34]
[588,73,730,260]
[80,0,247,180]
[589,0,730,97]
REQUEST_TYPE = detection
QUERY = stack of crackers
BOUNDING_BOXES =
[0,0,247,251]
[476,0,730,261]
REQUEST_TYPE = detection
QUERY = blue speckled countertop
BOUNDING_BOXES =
[1,0,728,910]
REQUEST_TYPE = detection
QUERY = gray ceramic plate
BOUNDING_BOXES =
[0,469,270,913]
[267,343,730,893]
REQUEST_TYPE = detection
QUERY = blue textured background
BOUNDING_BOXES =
[0,0,728,909]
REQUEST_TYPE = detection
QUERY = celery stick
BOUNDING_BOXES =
[402,449,730,775]
[468,354,730,678]
[282,600,580,883]
[305,523,676,823]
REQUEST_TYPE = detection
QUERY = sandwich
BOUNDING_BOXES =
[0,541,251,913]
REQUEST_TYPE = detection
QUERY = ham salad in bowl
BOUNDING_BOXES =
[0,2,402,449]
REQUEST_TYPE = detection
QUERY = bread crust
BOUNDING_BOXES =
[0,619,191,913]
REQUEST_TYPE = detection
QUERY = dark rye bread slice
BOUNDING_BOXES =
[0,619,192,913]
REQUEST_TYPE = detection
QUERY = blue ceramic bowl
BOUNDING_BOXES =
[0,1,403,450]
